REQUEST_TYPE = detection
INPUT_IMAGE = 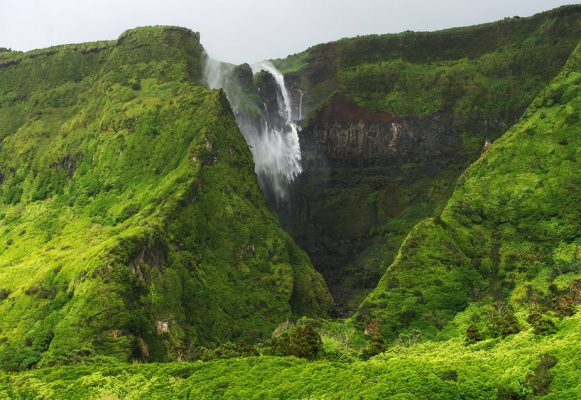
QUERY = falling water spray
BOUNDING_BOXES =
[298,90,304,120]
[203,56,302,205]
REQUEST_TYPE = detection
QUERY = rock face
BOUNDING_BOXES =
[255,70,282,120]
[301,95,458,167]
[299,94,515,169]
[280,106,509,309]
[307,118,453,163]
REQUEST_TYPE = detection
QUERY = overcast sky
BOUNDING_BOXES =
[0,0,575,64]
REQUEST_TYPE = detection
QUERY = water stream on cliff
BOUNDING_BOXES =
[203,57,301,204]
[298,90,304,120]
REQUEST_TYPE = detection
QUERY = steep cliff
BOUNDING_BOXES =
[274,5,581,308]
[0,26,332,370]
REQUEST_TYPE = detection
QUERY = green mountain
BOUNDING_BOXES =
[359,40,581,339]
[1,18,579,400]
[0,26,332,369]
[0,5,579,400]
[274,5,580,308]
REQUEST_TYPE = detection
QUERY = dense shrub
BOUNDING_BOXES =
[525,354,558,396]
[465,324,483,345]
[487,302,520,338]
[527,310,557,336]
[270,324,324,360]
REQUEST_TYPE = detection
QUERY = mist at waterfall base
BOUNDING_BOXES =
[204,56,302,206]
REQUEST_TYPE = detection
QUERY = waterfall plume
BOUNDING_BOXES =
[203,56,302,205]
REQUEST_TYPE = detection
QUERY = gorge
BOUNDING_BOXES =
[204,5,581,314]
[0,4,579,399]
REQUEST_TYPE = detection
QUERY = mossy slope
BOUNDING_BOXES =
[360,41,581,339]
[0,26,332,370]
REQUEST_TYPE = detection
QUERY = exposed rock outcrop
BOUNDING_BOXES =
[278,95,514,309]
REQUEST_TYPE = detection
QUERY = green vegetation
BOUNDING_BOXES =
[0,6,579,400]
[360,41,581,343]
[0,26,332,370]
[270,322,324,360]
[274,5,581,307]
[277,5,580,121]
[337,9,580,119]
[1,313,579,398]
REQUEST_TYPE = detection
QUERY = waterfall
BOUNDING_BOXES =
[203,56,302,205]
[252,62,293,121]
[298,90,304,120]
[203,57,227,90]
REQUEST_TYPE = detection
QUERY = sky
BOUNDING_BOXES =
[0,0,576,64]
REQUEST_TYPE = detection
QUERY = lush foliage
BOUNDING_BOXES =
[277,5,580,121]
[0,7,579,400]
[360,42,581,342]
[0,26,332,369]
[0,313,579,399]
[270,323,324,360]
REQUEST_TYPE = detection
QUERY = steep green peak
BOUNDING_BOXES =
[108,25,206,83]
[0,25,202,57]
[0,25,206,84]
[0,21,333,368]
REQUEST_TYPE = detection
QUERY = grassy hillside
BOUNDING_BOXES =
[273,5,581,307]
[360,41,581,340]
[0,26,332,370]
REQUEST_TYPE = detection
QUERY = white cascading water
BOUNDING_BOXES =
[250,61,302,203]
[204,57,302,204]
[298,90,304,120]
[204,57,227,90]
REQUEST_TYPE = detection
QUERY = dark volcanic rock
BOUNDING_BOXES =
[302,113,456,168]
[276,100,510,308]
[255,70,282,120]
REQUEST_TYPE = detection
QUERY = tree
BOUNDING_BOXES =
[270,324,324,360]
[465,325,483,345]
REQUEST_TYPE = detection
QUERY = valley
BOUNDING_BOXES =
[0,5,579,399]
